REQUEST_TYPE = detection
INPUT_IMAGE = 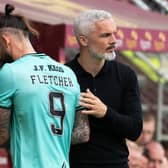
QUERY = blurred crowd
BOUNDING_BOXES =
[127,112,168,168]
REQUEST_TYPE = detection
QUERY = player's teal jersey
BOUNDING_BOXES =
[0,53,80,168]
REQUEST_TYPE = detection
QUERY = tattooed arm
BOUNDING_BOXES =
[71,112,90,145]
[0,108,11,145]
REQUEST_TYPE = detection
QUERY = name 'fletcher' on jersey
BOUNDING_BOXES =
[30,75,74,87]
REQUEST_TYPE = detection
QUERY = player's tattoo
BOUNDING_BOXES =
[0,108,11,145]
[71,112,90,145]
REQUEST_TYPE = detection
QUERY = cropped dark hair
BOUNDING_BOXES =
[0,4,39,37]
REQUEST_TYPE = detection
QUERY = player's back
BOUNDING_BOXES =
[6,53,80,168]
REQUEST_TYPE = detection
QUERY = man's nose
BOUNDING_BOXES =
[109,34,116,46]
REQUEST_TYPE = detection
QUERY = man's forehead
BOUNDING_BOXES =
[93,19,117,31]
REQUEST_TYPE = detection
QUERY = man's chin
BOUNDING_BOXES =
[104,51,116,61]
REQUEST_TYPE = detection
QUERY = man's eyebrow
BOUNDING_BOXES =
[100,32,112,36]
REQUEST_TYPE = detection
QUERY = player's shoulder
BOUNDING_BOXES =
[0,63,12,76]
[62,63,76,75]
[49,57,77,76]
[0,63,14,87]
[55,60,74,72]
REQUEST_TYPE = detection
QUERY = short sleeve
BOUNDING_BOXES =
[0,64,15,108]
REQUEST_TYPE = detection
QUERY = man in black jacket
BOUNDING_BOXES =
[66,9,142,168]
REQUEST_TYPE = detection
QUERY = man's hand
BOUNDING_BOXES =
[79,89,107,118]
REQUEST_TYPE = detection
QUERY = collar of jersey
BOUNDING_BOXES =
[21,53,46,57]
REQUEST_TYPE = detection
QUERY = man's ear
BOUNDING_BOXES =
[1,33,10,49]
[79,35,88,47]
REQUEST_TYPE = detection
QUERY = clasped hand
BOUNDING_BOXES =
[79,88,107,118]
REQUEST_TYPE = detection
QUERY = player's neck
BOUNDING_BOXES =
[13,40,36,60]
